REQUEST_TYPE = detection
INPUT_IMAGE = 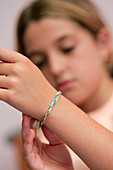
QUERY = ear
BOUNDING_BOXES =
[97,28,112,62]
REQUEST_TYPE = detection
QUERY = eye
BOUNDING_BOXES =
[27,54,46,68]
[36,60,46,68]
[62,46,74,54]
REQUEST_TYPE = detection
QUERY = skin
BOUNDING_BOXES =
[21,18,113,169]
[22,114,73,170]
[0,18,113,169]
[0,47,74,169]
[23,18,113,113]
[0,47,113,169]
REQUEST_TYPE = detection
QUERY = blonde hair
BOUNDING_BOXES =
[16,0,113,77]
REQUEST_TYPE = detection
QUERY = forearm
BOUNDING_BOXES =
[0,47,113,169]
[45,95,113,169]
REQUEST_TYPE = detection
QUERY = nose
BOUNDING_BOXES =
[48,52,67,76]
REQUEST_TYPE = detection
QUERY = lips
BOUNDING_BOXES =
[58,80,74,91]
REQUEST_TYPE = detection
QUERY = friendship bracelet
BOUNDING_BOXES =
[35,91,62,136]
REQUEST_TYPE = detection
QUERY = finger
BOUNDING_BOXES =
[0,62,14,75]
[0,76,10,89]
[41,125,63,145]
[22,114,31,141]
[0,47,24,63]
[30,118,37,129]
[23,128,35,156]
[23,137,43,170]
[0,88,9,101]
[22,115,41,156]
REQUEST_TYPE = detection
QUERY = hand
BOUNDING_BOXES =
[22,114,73,170]
[0,47,56,119]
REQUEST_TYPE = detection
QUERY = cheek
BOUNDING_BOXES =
[69,48,103,84]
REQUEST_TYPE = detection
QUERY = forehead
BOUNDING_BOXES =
[25,18,79,34]
[24,18,79,37]
[23,18,87,51]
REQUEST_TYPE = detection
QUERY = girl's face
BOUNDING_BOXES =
[23,18,108,108]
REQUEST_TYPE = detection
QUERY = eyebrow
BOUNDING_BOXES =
[26,51,46,58]
[54,35,75,44]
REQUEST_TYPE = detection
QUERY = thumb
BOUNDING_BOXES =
[41,125,63,145]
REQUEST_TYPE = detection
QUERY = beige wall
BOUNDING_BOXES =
[0,0,113,169]
[0,1,32,170]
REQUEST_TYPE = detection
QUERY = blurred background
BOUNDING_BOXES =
[0,0,113,169]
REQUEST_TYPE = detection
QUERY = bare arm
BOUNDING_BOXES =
[0,47,113,169]
[45,95,113,169]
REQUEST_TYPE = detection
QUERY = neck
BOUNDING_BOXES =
[79,74,113,113]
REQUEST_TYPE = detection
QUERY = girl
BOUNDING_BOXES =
[16,0,113,169]
[0,0,113,169]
